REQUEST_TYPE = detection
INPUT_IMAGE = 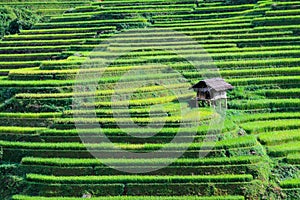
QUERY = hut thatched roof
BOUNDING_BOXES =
[191,78,234,92]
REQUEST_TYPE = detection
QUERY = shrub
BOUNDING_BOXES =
[0,6,41,37]
[0,164,26,200]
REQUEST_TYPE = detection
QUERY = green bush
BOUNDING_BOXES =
[0,6,41,38]
[241,180,271,200]
[282,189,300,200]
[0,164,26,200]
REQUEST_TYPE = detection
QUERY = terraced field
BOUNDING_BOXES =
[0,0,95,17]
[0,0,300,199]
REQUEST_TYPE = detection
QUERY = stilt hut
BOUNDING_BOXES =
[190,78,234,108]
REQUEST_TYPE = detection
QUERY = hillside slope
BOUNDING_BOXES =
[0,0,300,199]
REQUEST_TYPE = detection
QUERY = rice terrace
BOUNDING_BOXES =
[0,0,300,199]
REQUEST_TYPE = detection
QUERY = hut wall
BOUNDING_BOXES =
[211,91,227,100]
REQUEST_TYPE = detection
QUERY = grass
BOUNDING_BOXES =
[37,55,249,70]
[12,195,245,200]
[0,79,75,87]
[0,46,69,54]
[268,141,300,157]
[33,18,147,28]
[39,121,235,136]
[228,76,300,86]
[253,15,300,26]
[4,32,97,40]
[0,112,61,118]
[286,153,300,164]
[0,0,299,198]
[0,135,257,150]
[229,99,300,110]
[220,67,300,78]
[232,112,300,123]
[195,4,254,13]
[0,53,62,61]
[241,119,300,134]
[266,9,300,16]
[0,61,41,69]
[86,47,298,60]
[20,26,116,34]
[26,173,253,184]
[280,178,300,189]
[53,114,207,126]
[255,88,300,98]
[15,83,190,98]
[21,156,261,167]
[0,39,86,46]
[258,129,300,145]
[0,126,47,134]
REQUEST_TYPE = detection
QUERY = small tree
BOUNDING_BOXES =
[0,6,41,37]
